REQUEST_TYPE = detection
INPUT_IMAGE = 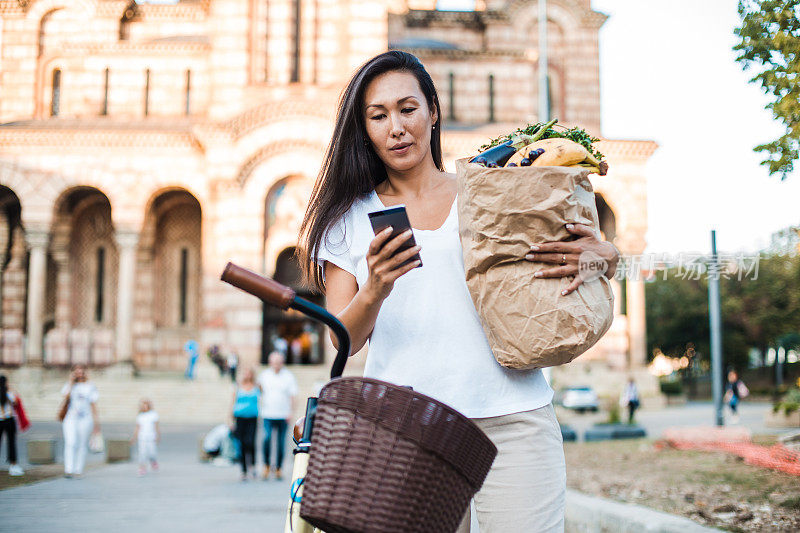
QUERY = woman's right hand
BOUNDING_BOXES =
[363,227,421,302]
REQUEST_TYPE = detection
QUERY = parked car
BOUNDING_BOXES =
[558,386,599,413]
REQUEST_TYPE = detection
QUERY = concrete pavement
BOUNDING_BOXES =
[0,422,291,533]
[0,401,783,532]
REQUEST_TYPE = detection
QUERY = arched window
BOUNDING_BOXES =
[51,69,61,116]
[144,68,151,116]
[102,68,110,116]
[488,74,495,123]
[448,72,456,121]
[185,70,192,115]
[290,0,301,82]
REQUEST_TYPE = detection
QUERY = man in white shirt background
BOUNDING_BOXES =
[257,351,297,480]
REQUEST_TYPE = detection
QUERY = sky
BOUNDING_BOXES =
[436,0,800,254]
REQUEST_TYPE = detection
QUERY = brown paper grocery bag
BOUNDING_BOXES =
[456,158,614,369]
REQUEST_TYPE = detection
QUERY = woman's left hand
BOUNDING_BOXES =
[524,223,619,296]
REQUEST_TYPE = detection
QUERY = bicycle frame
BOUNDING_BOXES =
[220,263,350,533]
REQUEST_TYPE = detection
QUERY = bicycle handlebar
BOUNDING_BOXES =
[221,262,295,310]
[220,262,351,380]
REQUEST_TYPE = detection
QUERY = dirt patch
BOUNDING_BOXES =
[565,437,800,532]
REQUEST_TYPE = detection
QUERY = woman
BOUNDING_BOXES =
[230,367,259,481]
[298,51,619,532]
[60,364,101,478]
[0,375,24,476]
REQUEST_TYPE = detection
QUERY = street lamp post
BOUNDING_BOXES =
[709,230,724,426]
[538,0,549,122]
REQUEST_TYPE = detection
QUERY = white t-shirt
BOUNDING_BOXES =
[60,382,99,420]
[0,391,16,419]
[317,190,553,419]
[257,368,298,419]
[136,410,159,441]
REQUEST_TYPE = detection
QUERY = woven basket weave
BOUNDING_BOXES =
[300,377,497,533]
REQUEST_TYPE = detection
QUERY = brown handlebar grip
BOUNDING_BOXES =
[221,262,295,310]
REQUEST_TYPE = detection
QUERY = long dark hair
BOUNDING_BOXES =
[298,51,444,291]
[0,375,8,409]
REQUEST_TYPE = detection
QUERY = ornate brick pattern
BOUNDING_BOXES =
[0,0,652,373]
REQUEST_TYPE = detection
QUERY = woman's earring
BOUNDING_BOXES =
[432,125,436,130]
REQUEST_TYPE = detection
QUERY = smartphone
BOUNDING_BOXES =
[368,205,422,268]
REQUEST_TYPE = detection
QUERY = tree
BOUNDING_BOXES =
[645,254,800,371]
[734,0,800,180]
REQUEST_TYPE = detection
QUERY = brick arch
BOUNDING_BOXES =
[506,0,585,28]
[0,159,132,230]
[236,140,326,187]
[25,0,96,21]
[226,101,334,142]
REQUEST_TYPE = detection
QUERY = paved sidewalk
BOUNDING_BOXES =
[0,423,292,533]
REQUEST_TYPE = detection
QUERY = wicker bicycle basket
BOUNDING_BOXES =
[299,377,498,533]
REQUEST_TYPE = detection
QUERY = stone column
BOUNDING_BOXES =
[114,231,139,363]
[24,230,50,365]
[626,277,647,367]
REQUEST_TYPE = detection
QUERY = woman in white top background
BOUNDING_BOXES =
[299,51,619,532]
[60,364,101,478]
[0,375,24,476]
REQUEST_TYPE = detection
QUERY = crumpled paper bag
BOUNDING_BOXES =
[456,158,614,369]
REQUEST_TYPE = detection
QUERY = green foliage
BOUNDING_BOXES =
[774,387,800,414]
[734,1,800,180]
[659,379,684,396]
[478,120,605,160]
[779,496,800,511]
[645,254,800,370]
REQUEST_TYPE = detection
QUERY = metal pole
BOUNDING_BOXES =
[709,230,724,426]
[538,0,549,122]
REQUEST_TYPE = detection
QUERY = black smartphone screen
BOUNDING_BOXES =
[368,205,422,268]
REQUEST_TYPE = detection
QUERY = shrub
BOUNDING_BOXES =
[773,388,800,416]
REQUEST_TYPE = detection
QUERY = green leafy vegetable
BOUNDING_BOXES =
[479,119,605,161]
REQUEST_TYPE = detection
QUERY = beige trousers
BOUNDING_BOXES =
[456,404,566,533]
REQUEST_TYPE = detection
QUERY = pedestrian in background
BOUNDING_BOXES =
[257,351,297,480]
[60,364,101,478]
[208,345,226,377]
[620,377,640,424]
[184,339,199,380]
[227,351,239,383]
[231,367,260,481]
[132,398,160,476]
[724,369,748,424]
[0,375,24,476]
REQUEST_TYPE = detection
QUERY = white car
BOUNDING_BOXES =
[560,386,599,413]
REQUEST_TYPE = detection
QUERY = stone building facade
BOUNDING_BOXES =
[0,0,655,382]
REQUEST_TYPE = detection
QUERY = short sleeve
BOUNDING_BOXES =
[60,383,70,396]
[317,214,356,278]
[88,384,99,403]
[153,412,159,423]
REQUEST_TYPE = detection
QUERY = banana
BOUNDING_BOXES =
[528,138,590,167]
[563,161,609,176]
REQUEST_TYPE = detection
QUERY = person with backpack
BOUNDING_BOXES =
[724,369,748,424]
